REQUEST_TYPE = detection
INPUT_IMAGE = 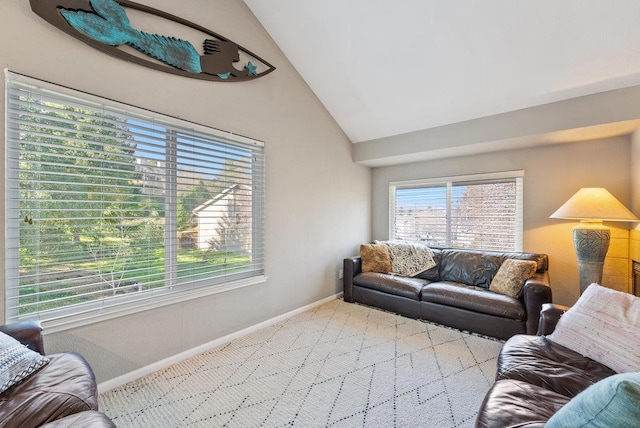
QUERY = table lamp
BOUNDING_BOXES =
[550,188,639,294]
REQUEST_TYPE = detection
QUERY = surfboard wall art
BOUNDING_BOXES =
[30,0,276,82]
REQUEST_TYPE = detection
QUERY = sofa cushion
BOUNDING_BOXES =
[475,378,570,428]
[360,244,391,273]
[0,331,49,395]
[353,272,427,300]
[421,282,526,320]
[548,283,640,373]
[496,335,616,398]
[489,259,537,298]
[546,372,640,428]
[414,249,441,281]
[439,249,548,288]
[0,352,99,427]
[438,250,500,287]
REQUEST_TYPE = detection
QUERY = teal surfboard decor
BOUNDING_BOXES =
[30,0,275,82]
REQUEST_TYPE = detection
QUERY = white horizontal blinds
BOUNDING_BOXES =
[394,186,448,246]
[173,128,264,284]
[449,180,518,251]
[391,173,523,251]
[5,75,264,322]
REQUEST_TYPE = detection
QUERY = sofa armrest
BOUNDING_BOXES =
[343,256,362,303]
[536,303,570,336]
[0,320,45,355]
[523,271,552,335]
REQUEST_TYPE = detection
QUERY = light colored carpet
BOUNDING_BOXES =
[99,299,503,427]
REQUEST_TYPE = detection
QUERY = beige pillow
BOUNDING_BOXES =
[489,259,537,298]
[548,283,640,373]
[360,244,391,273]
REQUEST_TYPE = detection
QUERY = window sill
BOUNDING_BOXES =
[41,275,266,335]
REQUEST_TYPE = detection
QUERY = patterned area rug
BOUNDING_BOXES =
[99,300,503,427]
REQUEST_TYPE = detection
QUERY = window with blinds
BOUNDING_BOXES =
[390,172,523,251]
[5,72,265,325]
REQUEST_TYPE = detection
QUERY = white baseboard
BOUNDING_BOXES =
[98,292,343,393]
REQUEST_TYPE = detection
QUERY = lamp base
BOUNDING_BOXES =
[573,225,610,294]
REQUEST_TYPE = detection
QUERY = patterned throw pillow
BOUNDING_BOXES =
[548,283,640,373]
[547,372,640,428]
[489,259,537,298]
[360,244,392,273]
[0,331,49,394]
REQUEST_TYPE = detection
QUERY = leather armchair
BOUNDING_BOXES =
[0,321,115,427]
[536,302,570,335]
[0,320,44,354]
[476,303,616,427]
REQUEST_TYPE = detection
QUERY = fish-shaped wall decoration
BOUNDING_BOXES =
[30,0,275,82]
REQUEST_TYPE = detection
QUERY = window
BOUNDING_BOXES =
[5,72,265,326]
[390,171,523,251]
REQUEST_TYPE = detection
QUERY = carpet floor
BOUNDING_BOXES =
[99,299,503,427]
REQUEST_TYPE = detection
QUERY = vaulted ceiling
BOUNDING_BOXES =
[243,0,640,164]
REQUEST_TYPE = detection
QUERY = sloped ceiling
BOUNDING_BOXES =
[243,0,640,165]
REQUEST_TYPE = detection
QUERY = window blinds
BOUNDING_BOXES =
[5,73,265,323]
[391,173,523,251]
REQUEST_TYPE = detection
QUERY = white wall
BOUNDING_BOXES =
[372,137,633,306]
[0,0,371,382]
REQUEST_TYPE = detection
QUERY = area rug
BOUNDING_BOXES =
[99,299,503,427]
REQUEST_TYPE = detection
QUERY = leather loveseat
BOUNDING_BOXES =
[475,303,617,427]
[343,247,551,340]
[0,321,115,428]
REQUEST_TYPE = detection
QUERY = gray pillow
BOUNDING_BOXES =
[547,372,640,428]
[0,331,49,394]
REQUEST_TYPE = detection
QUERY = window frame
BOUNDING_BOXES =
[4,71,266,333]
[389,171,524,251]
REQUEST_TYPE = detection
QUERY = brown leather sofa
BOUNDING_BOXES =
[475,303,617,427]
[0,321,115,428]
[343,247,551,340]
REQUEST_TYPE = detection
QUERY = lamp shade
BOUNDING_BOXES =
[550,188,638,222]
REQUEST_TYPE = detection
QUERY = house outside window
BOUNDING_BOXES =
[4,72,265,327]
[389,171,524,251]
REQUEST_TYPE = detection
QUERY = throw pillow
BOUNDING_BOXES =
[548,283,640,373]
[546,372,640,428]
[0,331,49,394]
[360,244,391,273]
[488,259,537,298]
